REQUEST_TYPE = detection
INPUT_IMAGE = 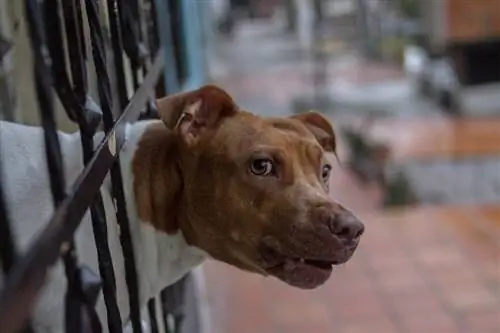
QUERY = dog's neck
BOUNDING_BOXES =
[119,121,206,303]
[132,123,181,233]
[131,122,198,242]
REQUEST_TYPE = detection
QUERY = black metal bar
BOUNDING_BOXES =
[147,0,160,58]
[85,0,143,331]
[62,0,88,103]
[25,1,65,205]
[107,0,129,111]
[119,0,143,70]
[44,0,86,125]
[44,0,124,331]
[141,0,160,120]
[160,290,171,333]
[0,0,194,332]
[119,0,143,99]
[0,145,17,275]
[0,51,164,333]
[85,0,113,129]
[161,275,188,333]
[23,1,94,332]
[133,0,156,120]
[147,298,159,333]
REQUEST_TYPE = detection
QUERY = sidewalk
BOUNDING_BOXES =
[204,205,500,333]
[209,16,440,119]
[202,17,500,333]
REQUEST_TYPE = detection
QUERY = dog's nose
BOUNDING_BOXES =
[325,210,364,244]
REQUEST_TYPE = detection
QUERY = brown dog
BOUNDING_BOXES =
[133,84,364,290]
[1,84,364,331]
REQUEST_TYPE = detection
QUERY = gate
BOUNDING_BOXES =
[0,0,197,332]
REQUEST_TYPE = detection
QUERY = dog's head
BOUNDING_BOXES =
[150,85,364,289]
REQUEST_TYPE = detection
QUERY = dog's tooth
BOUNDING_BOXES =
[284,258,295,271]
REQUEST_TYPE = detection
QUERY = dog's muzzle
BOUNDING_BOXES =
[259,210,364,289]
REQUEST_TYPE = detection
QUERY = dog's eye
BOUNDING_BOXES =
[250,158,274,176]
[322,164,332,181]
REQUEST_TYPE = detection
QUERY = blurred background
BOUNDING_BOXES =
[1,0,499,332]
[201,1,500,333]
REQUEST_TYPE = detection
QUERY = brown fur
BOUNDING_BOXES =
[132,85,364,289]
[132,123,182,234]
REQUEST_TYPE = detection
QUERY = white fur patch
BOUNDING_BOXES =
[0,120,208,332]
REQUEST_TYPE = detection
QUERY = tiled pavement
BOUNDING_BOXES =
[203,202,500,333]
[370,118,500,205]
[369,118,500,161]
[214,57,406,118]
[201,122,500,332]
[209,16,407,119]
[203,18,500,333]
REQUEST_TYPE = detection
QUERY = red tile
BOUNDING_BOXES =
[273,298,333,331]
[367,251,411,269]
[322,271,374,295]
[331,290,388,322]
[360,233,399,252]
[464,308,500,333]
[377,265,428,293]
[339,322,399,333]
[416,245,467,269]
[431,263,479,286]
[401,226,449,248]
[227,307,274,333]
[268,289,315,307]
[390,289,443,313]
[482,262,500,283]
[202,186,500,333]
[442,284,498,310]
[406,328,460,333]
[400,308,460,333]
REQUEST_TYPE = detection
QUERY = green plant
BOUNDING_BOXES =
[397,0,421,19]
[379,36,411,64]
[341,127,389,185]
[383,171,417,207]
[342,129,372,157]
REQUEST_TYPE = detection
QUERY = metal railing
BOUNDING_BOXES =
[0,0,192,332]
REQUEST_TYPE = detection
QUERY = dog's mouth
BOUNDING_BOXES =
[268,257,337,271]
[259,245,357,289]
[266,257,334,289]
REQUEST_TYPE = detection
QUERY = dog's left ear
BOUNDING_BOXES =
[290,112,336,152]
[156,85,237,146]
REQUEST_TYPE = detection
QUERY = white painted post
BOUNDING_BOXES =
[294,0,314,49]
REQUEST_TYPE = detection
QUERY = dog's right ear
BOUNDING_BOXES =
[290,111,336,153]
[156,85,237,146]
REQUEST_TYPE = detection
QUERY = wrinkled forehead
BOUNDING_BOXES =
[263,117,321,149]
[214,114,325,165]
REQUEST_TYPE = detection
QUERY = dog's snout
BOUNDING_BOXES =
[319,209,364,244]
[333,213,364,243]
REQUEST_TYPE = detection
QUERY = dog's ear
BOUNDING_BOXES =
[156,85,237,145]
[290,112,336,152]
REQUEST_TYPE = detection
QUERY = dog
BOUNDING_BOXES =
[0,85,364,332]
